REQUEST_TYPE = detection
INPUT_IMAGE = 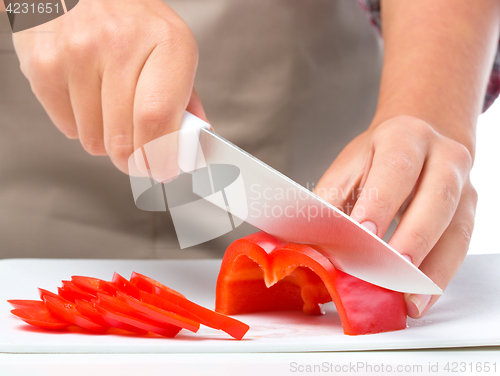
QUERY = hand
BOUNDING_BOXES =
[315,115,477,319]
[13,0,207,174]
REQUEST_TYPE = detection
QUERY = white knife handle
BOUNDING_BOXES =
[178,111,210,173]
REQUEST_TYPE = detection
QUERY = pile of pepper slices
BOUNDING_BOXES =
[8,271,249,340]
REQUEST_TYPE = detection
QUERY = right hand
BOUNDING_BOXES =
[13,0,207,174]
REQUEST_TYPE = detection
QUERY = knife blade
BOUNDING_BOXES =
[195,127,442,295]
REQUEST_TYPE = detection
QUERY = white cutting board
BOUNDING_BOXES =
[0,255,499,353]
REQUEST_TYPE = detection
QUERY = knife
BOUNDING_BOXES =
[133,112,443,295]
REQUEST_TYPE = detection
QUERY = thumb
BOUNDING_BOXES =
[132,87,209,182]
[186,87,209,123]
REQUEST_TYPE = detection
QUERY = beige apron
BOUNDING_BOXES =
[0,0,381,259]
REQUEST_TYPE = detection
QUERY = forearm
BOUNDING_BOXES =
[372,0,500,157]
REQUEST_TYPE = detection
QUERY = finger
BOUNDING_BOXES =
[186,87,208,123]
[388,143,472,265]
[134,37,198,182]
[67,64,106,156]
[314,134,369,213]
[350,131,427,237]
[101,52,153,174]
[405,181,477,318]
[27,57,78,139]
[134,40,197,146]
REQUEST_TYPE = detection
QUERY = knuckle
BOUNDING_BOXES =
[362,190,393,219]
[435,180,460,213]
[430,263,451,288]
[402,116,434,139]
[103,19,139,52]
[135,102,173,137]
[407,227,431,255]
[384,150,417,180]
[155,21,198,57]
[18,61,29,79]
[452,222,474,248]
[376,115,433,141]
[81,137,106,156]
[468,184,479,207]
[106,135,134,163]
[26,53,60,81]
[449,141,473,170]
[64,33,97,61]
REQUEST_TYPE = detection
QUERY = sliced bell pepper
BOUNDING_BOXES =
[111,272,142,300]
[7,300,45,310]
[10,307,70,330]
[38,288,61,301]
[73,299,113,329]
[216,231,407,335]
[129,272,185,298]
[10,272,250,340]
[58,281,96,302]
[130,274,249,340]
[43,295,108,333]
[94,304,180,337]
[114,291,199,333]
[71,276,118,297]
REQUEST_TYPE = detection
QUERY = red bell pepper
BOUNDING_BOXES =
[216,231,407,335]
[129,274,249,340]
[71,276,118,297]
[58,281,95,302]
[43,295,108,333]
[10,307,71,330]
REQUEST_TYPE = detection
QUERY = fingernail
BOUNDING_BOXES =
[360,221,377,235]
[408,294,431,317]
[402,254,412,264]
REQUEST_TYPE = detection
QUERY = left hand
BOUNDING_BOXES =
[314,115,477,319]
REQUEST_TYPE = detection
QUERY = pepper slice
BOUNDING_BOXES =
[43,295,108,333]
[116,291,199,333]
[111,272,141,300]
[38,288,61,301]
[94,304,181,338]
[216,231,407,335]
[128,273,249,340]
[129,272,185,298]
[71,276,118,297]
[58,281,96,302]
[95,293,185,333]
[141,288,249,340]
[7,300,45,310]
[73,299,111,329]
[94,293,183,336]
[10,306,70,330]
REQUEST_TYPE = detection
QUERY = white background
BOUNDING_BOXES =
[469,100,500,254]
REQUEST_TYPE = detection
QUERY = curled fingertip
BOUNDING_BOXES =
[402,254,413,264]
[406,294,431,318]
[360,220,377,235]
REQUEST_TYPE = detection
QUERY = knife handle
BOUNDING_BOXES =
[178,111,210,173]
